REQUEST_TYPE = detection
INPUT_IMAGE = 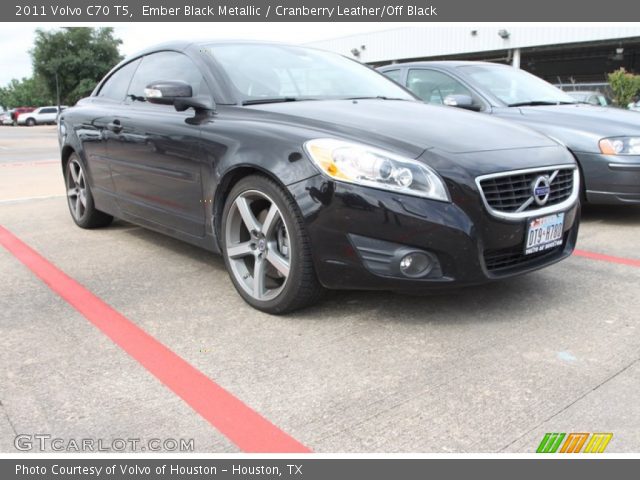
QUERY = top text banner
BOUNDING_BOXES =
[5,0,640,22]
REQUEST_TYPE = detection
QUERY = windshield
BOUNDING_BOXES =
[206,44,415,103]
[459,65,577,106]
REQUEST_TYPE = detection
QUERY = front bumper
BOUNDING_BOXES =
[577,152,640,204]
[290,176,580,292]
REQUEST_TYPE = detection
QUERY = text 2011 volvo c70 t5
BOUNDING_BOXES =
[58,42,581,313]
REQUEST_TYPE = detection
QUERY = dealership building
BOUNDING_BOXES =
[306,26,640,87]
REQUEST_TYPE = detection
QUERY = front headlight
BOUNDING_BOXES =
[304,138,450,202]
[599,137,640,155]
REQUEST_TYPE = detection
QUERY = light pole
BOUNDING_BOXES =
[55,70,60,110]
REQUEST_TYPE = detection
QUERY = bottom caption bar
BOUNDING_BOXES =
[2,459,638,479]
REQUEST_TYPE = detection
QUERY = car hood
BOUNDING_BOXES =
[494,104,640,151]
[247,99,558,157]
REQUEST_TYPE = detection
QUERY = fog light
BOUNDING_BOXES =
[399,252,433,278]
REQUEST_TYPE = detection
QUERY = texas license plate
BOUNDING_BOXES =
[525,213,564,255]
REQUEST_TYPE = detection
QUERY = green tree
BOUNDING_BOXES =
[608,68,640,107]
[0,76,53,109]
[31,27,123,106]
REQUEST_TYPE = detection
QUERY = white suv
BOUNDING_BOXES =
[17,106,67,126]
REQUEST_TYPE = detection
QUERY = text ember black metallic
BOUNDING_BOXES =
[58,42,581,313]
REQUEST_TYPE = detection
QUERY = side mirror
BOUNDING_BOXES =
[145,81,192,105]
[144,81,215,113]
[443,94,481,112]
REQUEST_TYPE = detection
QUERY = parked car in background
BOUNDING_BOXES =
[379,61,640,205]
[17,105,67,126]
[566,91,612,107]
[629,98,640,112]
[10,107,35,125]
[0,110,13,125]
[58,41,580,313]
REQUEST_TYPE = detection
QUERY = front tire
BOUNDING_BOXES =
[221,175,324,314]
[65,154,113,229]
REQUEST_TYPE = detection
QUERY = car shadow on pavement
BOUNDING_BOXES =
[111,219,227,272]
[108,219,571,325]
[294,273,563,325]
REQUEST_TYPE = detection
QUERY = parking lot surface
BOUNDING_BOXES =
[1,126,639,453]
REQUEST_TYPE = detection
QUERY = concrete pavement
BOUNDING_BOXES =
[1,126,639,453]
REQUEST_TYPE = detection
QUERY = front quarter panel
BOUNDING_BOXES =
[199,106,323,250]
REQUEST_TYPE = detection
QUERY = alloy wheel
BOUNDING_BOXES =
[66,158,88,221]
[224,190,291,302]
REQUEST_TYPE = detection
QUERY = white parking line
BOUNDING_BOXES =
[0,194,66,204]
[0,160,59,167]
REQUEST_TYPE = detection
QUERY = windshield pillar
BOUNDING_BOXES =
[512,48,521,69]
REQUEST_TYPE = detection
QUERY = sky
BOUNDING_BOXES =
[0,22,408,86]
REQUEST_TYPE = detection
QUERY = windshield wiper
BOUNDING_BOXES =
[242,95,410,105]
[508,100,577,107]
[242,97,311,105]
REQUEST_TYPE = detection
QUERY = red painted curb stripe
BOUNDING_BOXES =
[0,225,311,453]
[574,249,640,269]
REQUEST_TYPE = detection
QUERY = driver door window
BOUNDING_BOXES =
[407,69,475,106]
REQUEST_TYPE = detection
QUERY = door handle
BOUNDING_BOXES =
[107,120,123,133]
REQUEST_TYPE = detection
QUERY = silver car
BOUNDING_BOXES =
[379,61,640,205]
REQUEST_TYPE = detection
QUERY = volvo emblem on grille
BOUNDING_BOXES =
[532,176,551,206]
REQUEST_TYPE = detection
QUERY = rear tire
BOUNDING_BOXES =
[221,175,324,314]
[25,118,35,126]
[64,154,113,229]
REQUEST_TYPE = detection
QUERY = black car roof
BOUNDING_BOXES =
[127,39,303,60]
[126,40,194,58]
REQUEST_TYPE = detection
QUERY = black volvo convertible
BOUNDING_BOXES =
[58,42,580,313]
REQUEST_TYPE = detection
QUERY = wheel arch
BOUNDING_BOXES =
[564,146,588,203]
[212,165,296,247]
[60,145,75,173]
[60,137,90,178]
[60,145,96,192]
